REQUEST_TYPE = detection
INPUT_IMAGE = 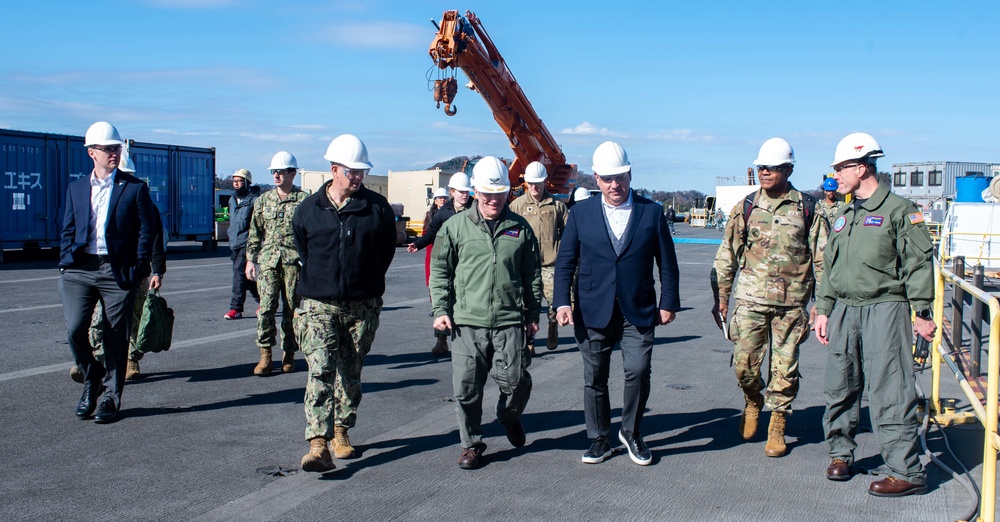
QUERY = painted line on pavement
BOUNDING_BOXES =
[673,237,723,245]
[0,285,231,314]
[0,294,431,382]
[0,262,233,285]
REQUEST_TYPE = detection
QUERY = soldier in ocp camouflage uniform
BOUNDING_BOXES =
[245,151,308,377]
[713,137,828,459]
[292,134,397,473]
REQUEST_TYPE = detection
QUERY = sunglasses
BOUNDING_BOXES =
[756,165,787,173]
[833,163,863,173]
[91,145,122,154]
[271,169,294,175]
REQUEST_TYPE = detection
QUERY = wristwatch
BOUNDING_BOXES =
[915,308,932,320]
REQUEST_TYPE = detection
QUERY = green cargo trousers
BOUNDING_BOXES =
[296,296,381,440]
[452,324,532,450]
[730,300,809,413]
[822,301,925,485]
[256,260,299,353]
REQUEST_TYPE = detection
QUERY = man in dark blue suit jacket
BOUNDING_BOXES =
[58,121,155,423]
[554,141,680,466]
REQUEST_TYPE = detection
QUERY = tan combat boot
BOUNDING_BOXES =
[300,437,335,472]
[281,351,295,373]
[253,347,272,376]
[765,411,787,457]
[546,321,559,350]
[331,426,356,459]
[125,359,141,380]
[739,393,764,440]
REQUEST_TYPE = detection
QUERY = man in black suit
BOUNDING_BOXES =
[554,141,680,466]
[58,121,156,423]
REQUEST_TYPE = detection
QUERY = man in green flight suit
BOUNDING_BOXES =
[814,132,936,497]
[430,156,543,470]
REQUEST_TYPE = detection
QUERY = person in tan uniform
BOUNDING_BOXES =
[509,161,568,352]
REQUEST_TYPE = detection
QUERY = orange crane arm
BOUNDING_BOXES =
[429,10,574,194]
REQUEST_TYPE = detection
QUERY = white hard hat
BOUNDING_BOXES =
[269,151,298,171]
[523,161,548,183]
[233,168,252,183]
[324,134,373,170]
[752,137,795,166]
[84,121,125,147]
[447,172,473,192]
[432,187,448,199]
[471,156,510,194]
[573,187,591,201]
[118,144,135,173]
[591,141,630,175]
[831,132,884,166]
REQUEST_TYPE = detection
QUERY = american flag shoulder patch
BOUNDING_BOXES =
[908,212,925,224]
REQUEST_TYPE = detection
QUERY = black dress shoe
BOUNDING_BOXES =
[94,396,119,423]
[75,383,105,418]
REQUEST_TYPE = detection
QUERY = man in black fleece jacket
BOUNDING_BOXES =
[291,134,396,473]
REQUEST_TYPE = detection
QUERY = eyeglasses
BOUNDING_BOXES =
[91,145,122,154]
[833,163,862,173]
[596,173,628,184]
[342,169,367,180]
[756,165,787,173]
[271,169,294,176]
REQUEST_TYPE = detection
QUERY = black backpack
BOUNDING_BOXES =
[740,189,816,248]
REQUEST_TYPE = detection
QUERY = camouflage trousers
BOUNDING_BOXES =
[540,265,556,323]
[729,300,809,413]
[89,277,148,362]
[296,296,382,441]
[256,260,299,352]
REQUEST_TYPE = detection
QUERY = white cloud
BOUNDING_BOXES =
[151,128,205,136]
[238,132,316,143]
[560,122,626,138]
[317,21,429,48]
[646,129,715,143]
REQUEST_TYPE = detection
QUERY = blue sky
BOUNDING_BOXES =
[1,0,997,194]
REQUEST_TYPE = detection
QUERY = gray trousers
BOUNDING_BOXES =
[60,261,137,407]
[578,302,655,440]
[451,325,532,450]
[822,301,925,485]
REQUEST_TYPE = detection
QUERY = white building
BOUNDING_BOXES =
[891,161,999,210]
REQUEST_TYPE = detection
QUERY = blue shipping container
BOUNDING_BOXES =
[0,128,216,256]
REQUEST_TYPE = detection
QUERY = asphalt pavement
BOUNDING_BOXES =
[0,223,990,521]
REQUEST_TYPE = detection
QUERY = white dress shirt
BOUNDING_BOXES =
[87,169,117,255]
[601,190,634,240]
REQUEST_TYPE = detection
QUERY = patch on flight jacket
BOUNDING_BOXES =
[908,212,924,224]
[863,216,884,227]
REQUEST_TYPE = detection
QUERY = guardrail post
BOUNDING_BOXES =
[972,265,985,378]
[952,256,965,351]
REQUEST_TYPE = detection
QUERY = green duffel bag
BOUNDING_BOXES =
[135,289,175,353]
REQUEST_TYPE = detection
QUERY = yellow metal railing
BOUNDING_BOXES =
[933,257,1000,522]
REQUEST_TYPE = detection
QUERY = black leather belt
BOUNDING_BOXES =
[78,253,111,264]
